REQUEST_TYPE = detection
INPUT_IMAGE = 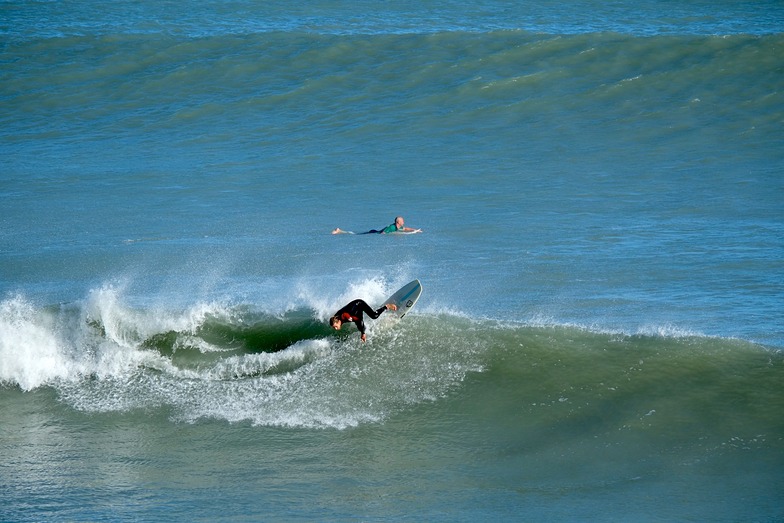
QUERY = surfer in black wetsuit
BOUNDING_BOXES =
[330,299,397,342]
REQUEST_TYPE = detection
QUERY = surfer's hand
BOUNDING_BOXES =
[361,333,367,342]
[387,303,397,311]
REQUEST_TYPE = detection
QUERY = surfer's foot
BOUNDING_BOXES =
[387,303,397,311]
[331,228,342,234]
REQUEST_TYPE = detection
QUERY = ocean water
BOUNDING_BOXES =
[2,0,783,521]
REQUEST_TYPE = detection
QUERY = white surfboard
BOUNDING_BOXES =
[383,279,422,319]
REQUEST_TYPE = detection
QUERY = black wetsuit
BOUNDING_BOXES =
[360,223,398,234]
[333,299,388,336]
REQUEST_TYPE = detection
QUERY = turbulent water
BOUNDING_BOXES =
[2,0,783,521]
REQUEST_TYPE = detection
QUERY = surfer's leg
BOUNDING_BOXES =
[358,300,385,320]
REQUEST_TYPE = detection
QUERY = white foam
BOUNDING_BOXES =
[204,338,333,380]
[85,283,231,344]
[0,295,81,390]
[518,312,711,341]
[1,278,489,430]
[0,285,231,391]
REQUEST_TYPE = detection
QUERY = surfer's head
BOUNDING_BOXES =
[329,316,342,330]
[394,216,404,229]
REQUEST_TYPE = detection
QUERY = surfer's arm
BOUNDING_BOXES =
[358,304,396,342]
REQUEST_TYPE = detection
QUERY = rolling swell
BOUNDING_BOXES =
[3,30,780,150]
[479,324,783,440]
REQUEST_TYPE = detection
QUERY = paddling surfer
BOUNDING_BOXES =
[332,216,421,235]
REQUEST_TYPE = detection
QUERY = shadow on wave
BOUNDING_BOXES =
[140,309,335,361]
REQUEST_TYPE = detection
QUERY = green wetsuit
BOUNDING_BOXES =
[359,223,399,234]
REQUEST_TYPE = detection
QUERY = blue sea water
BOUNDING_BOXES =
[2,1,783,521]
